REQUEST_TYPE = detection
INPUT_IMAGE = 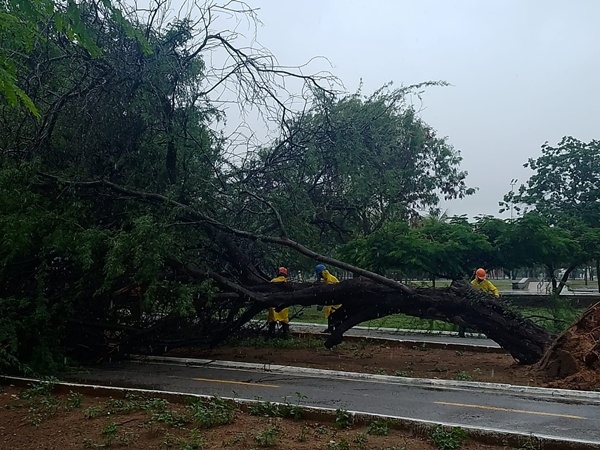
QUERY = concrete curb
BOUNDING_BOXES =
[131,354,600,404]
[1,375,598,449]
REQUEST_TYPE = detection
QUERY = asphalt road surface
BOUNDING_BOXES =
[65,361,600,444]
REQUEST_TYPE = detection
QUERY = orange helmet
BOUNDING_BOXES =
[278,267,288,276]
[475,268,486,279]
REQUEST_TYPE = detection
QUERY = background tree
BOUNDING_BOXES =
[338,216,494,281]
[495,213,580,293]
[234,85,475,256]
[502,136,600,226]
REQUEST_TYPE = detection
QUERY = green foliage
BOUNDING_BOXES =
[65,391,83,410]
[367,419,392,436]
[187,397,236,428]
[0,0,149,115]
[230,336,323,350]
[248,393,305,420]
[353,432,368,449]
[495,213,579,271]
[453,371,473,381]
[253,426,280,447]
[240,83,475,256]
[504,137,600,226]
[430,425,468,450]
[334,407,352,429]
[326,439,350,450]
[338,216,493,279]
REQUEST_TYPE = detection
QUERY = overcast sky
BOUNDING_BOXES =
[232,0,600,218]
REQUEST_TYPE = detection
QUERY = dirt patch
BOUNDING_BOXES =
[0,385,508,449]
[166,337,547,387]
[536,303,600,391]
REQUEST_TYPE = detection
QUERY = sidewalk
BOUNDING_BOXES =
[290,321,501,349]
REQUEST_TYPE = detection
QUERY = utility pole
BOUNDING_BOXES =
[510,178,518,220]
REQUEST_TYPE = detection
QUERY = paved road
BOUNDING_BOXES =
[65,361,600,444]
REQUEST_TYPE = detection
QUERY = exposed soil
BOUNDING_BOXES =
[537,303,600,391]
[0,385,511,449]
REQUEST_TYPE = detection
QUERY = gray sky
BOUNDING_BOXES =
[237,0,600,218]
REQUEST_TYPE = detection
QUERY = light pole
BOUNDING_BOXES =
[510,178,518,220]
[509,178,518,282]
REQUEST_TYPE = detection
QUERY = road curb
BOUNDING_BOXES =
[131,354,600,404]
[1,375,598,449]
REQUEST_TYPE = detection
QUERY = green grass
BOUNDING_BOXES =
[298,307,461,332]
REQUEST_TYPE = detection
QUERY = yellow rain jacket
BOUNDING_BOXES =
[320,270,341,318]
[267,275,289,323]
[471,278,500,297]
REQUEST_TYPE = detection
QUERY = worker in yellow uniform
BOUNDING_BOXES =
[315,264,341,334]
[267,267,290,338]
[459,268,500,337]
[471,268,500,297]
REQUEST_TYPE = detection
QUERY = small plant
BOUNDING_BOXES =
[297,426,309,442]
[105,397,139,415]
[473,367,482,375]
[367,418,391,436]
[254,426,280,447]
[154,410,190,428]
[393,370,411,377]
[314,425,329,434]
[377,368,388,375]
[334,408,352,429]
[65,391,83,410]
[19,380,56,399]
[223,432,247,446]
[141,397,169,412]
[100,421,118,446]
[353,432,368,449]
[249,398,279,417]
[179,429,207,449]
[326,439,350,450]
[162,433,176,448]
[280,392,307,419]
[430,425,468,450]
[187,397,235,428]
[117,431,137,446]
[102,421,118,436]
[454,350,464,356]
[454,371,473,381]
[519,436,540,450]
[84,405,103,419]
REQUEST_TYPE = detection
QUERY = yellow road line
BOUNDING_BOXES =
[434,401,584,420]
[192,377,279,388]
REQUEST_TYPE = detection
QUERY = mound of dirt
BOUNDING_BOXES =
[536,302,600,390]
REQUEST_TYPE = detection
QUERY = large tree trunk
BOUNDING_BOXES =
[250,278,553,364]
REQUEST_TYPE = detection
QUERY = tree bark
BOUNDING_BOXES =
[246,278,553,364]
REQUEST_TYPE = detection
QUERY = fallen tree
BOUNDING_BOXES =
[43,175,555,365]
